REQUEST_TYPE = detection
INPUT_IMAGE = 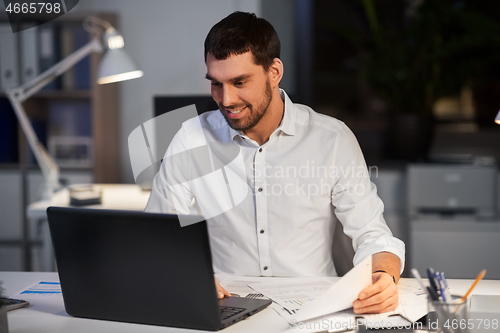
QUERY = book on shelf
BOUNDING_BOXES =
[47,100,93,168]
[38,22,61,91]
[0,98,19,163]
[60,23,91,90]
[20,22,40,85]
[0,23,20,92]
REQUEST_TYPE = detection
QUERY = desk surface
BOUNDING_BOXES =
[1,272,500,333]
[27,184,151,219]
[26,184,152,271]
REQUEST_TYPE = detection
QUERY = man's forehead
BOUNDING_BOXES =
[206,52,264,80]
[206,52,256,67]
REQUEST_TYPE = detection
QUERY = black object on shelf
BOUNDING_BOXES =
[69,185,102,206]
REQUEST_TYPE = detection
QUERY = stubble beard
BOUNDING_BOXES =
[219,79,273,132]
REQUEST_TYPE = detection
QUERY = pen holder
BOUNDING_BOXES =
[428,299,469,333]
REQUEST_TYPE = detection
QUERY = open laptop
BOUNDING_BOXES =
[46,207,271,331]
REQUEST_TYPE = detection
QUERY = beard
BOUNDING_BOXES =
[218,79,273,132]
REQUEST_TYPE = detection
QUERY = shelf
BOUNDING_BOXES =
[32,90,91,99]
[0,163,22,170]
[0,90,91,100]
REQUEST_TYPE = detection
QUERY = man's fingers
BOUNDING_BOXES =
[353,274,398,314]
[354,288,397,313]
[358,273,392,300]
[214,276,231,299]
[353,293,398,314]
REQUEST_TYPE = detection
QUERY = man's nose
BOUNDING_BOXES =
[221,86,238,108]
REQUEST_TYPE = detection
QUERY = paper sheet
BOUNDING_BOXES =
[275,303,357,333]
[219,275,279,297]
[248,277,334,311]
[291,255,372,322]
[9,280,62,300]
[394,281,429,322]
[219,268,428,328]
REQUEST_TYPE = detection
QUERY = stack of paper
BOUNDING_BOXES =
[220,256,428,331]
[249,256,372,322]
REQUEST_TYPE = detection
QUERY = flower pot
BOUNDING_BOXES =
[0,306,8,333]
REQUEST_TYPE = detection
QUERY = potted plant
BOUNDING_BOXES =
[328,0,500,160]
[0,282,8,333]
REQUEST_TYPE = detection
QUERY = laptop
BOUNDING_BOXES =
[46,207,271,331]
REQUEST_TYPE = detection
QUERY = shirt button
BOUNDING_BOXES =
[258,187,263,192]
[260,229,264,234]
[263,266,268,271]
[259,148,263,152]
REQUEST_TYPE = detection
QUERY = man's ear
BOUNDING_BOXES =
[268,58,284,87]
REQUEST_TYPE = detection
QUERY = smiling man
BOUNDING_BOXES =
[146,12,405,314]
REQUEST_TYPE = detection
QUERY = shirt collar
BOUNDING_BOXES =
[277,89,296,136]
[229,88,296,141]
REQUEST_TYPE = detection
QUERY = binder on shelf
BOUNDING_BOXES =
[20,23,40,85]
[48,100,92,137]
[0,98,19,163]
[60,23,90,90]
[48,100,93,169]
[38,22,61,90]
[60,24,75,90]
[0,23,20,92]
[26,117,48,166]
[72,25,90,89]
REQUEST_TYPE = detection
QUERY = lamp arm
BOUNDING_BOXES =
[7,37,104,199]
[7,93,59,190]
[12,38,104,102]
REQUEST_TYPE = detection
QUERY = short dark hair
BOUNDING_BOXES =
[204,12,281,71]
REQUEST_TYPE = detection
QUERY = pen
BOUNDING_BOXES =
[440,272,449,289]
[434,271,447,302]
[440,272,453,301]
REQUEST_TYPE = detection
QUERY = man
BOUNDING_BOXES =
[145,12,405,314]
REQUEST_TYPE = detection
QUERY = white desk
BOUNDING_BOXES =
[27,184,151,271]
[0,272,287,333]
[1,272,500,333]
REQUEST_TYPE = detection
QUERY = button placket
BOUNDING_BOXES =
[253,146,271,276]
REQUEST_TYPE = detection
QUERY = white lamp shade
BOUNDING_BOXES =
[97,48,143,84]
[496,110,500,125]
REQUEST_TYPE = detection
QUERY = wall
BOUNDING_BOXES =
[73,0,268,183]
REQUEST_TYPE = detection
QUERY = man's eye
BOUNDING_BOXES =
[235,81,245,86]
[211,82,222,87]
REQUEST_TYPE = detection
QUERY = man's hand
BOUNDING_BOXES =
[214,276,232,299]
[352,271,398,314]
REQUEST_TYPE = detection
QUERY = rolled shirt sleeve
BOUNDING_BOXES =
[331,124,405,273]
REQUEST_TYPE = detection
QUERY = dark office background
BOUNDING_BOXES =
[298,0,500,166]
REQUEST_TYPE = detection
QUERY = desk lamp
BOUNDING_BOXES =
[7,16,143,200]
[495,110,500,125]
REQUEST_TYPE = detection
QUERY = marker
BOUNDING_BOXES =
[411,268,433,301]
[427,267,440,295]
[427,286,439,301]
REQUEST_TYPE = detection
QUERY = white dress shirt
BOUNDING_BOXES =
[145,89,405,277]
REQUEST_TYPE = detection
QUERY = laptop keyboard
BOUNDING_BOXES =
[219,306,245,321]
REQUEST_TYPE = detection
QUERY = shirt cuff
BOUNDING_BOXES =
[353,237,406,275]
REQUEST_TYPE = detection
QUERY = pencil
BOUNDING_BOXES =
[454,269,486,313]
[460,269,487,302]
